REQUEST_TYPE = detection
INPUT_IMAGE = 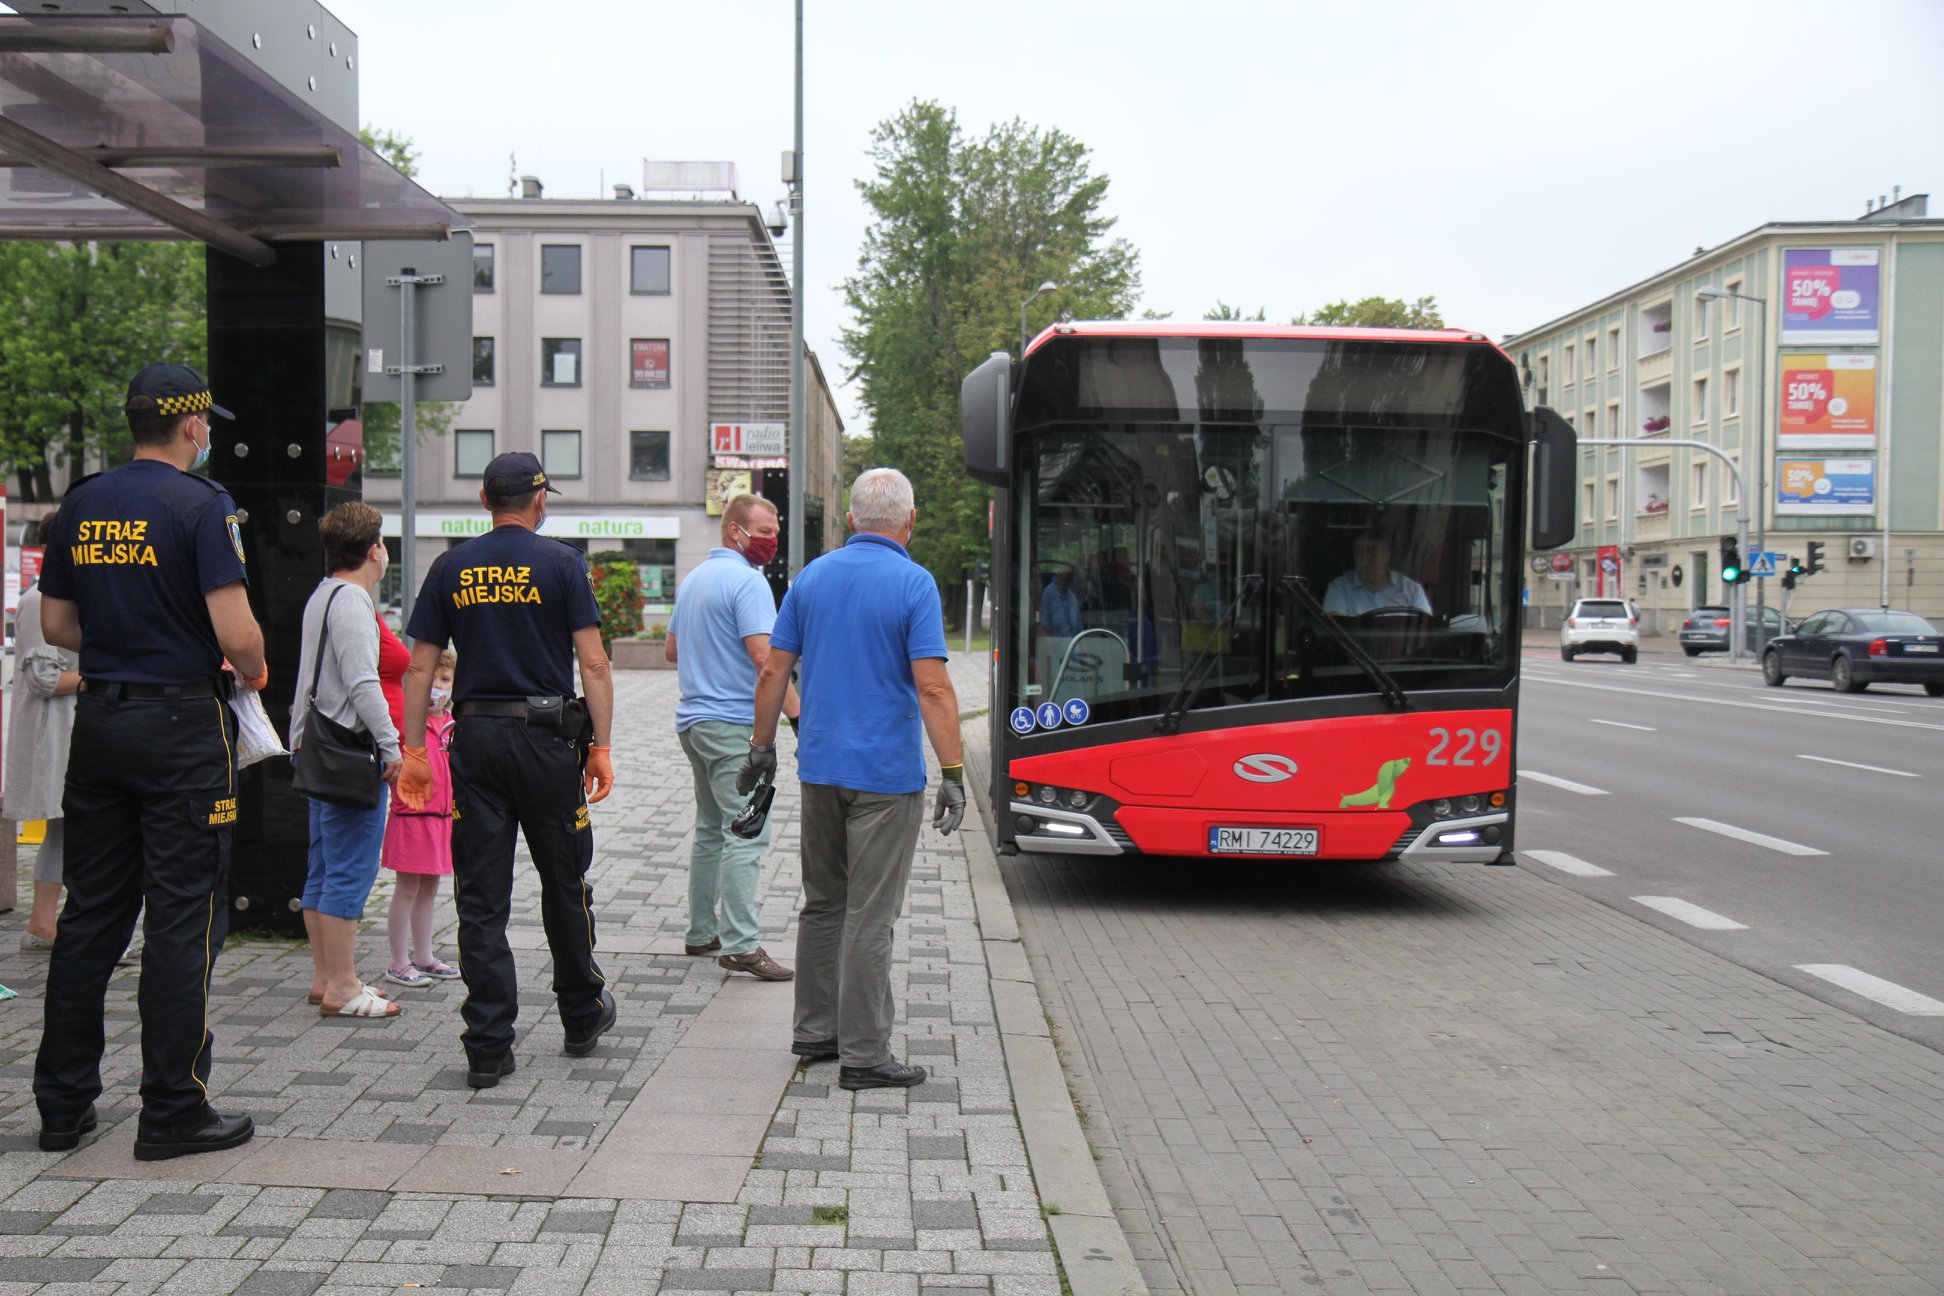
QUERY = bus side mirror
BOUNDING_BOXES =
[1528,405,1576,551]
[961,350,1012,487]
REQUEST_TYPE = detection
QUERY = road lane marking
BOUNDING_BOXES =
[1673,817,1828,857]
[1524,674,1944,733]
[1796,754,1920,778]
[1517,770,1610,796]
[1523,850,1615,878]
[1632,896,1748,930]
[1795,965,1944,1016]
[1588,718,1656,731]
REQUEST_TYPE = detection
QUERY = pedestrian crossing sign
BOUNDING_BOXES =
[1749,551,1779,578]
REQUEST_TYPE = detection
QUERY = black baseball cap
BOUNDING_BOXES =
[483,451,563,498]
[124,363,233,420]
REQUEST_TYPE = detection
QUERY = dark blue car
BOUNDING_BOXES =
[1762,608,1944,696]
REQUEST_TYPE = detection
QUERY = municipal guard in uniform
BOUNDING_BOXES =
[397,452,616,1088]
[33,363,268,1161]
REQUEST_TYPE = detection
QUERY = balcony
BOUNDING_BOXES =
[1633,510,1671,544]
[1637,348,1672,387]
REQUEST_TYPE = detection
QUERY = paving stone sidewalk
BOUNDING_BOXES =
[0,659,1072,1296]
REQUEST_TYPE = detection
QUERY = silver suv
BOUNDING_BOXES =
[1560,598,1639,663]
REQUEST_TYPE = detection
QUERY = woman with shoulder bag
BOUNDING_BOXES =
[291,503,403,1018]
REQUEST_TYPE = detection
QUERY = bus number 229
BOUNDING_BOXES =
[1426,727,1502,767]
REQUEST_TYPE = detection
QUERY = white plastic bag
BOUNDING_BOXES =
[227,683,289,770]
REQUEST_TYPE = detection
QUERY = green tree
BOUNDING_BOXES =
[0,241,206,501]
[360,400,459,472]
[1293,295,1445,328]
[839,432,878,493]
[359,125,420,179]
[1203,300,1266,322]
[842,101,1140,594]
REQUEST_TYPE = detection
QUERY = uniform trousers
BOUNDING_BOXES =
[449,716,606,1060]
[793,782,924,1069]
[35,690,236,1127]
[677,719,774,956]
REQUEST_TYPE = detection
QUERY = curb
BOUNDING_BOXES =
[962,733,1149,1296]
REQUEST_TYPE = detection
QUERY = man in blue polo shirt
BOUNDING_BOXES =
[741,467,963,1091]
[665,494,799,980]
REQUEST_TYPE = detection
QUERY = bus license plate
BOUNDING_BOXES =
[1210,827,1319,856]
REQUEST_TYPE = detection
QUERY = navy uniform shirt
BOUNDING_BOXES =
[38,460,249,684]
[406,523,602,702]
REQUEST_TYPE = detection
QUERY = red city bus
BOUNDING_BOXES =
[961,322,1576,863]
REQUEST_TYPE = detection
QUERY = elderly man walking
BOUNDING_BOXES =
[741,468,964,1090]
[665,493,799,980]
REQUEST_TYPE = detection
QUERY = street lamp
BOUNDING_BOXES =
[1020,280,1058,357]
[1696,283,1769,658]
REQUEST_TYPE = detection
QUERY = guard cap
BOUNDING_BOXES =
[483,451,563,498]
[124,363,233,420]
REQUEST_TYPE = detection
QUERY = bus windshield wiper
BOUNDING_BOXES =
[1280,575,1410,712]
[1154,574,1261,735]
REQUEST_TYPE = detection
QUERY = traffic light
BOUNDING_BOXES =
[1783,556,1803,590]
[1804,540,1826,578]
[1720,536,1744,585]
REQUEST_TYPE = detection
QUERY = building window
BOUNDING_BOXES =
[1605,476,1619,521]
[1690,461,1708,510]
[1537,355,1550,390]
[473,243,494,292]
[630,430,671,480]
[456,429,494,477]
[1693,293,1709,342]
[1582,482,1595,525]
[1724,280,1743,331]
[1584,337,1596,378]
[630,245,671,294]
[1584,408,1597,437]
[542,430,582,480]
[542,337,582,387]
[1692,376,1708,424]
[1607,401,1620,439]
[541,244,582,294]
[1722,366,1740,419]
[630,338,671,388]
[1607,326,1621,370]
[1722,454,1740,507]
[472,337,495,387]
[1563,344,1575,383]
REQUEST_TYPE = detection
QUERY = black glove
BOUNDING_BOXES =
[786,714,799,736]
[933,764,965,835]
[737,741,778,794]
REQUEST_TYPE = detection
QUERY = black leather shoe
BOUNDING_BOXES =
[466,1052,517,1089]
[132,1111,254,1162]
[38,1104,98,1153]
[839,1059,928,1090]
[563,989,617,1057]
[791,1039,839,1062]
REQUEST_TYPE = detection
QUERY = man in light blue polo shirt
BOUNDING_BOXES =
[741,468,963,1091]
[666,494,798,981]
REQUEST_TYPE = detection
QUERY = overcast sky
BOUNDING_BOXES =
[327,0,1944,438]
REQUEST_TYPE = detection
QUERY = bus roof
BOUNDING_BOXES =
[1023,320,1502,358]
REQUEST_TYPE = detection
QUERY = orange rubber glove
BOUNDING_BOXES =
[397,744,432,811]
[583,744,615,805]
[243,666,269,693]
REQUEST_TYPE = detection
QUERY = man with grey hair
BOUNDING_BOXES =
[741,467,963,1090]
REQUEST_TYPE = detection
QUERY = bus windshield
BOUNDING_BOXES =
[1016,421,1515,726]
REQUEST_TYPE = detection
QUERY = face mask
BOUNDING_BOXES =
[735,524,779,568]
[189,418,211,472]
[430,686,452,712]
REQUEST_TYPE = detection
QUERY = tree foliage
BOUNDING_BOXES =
[1293,295,1445,328]
[842,101,1140,591]
[359,125,420,179]
[1203,300,1267,322]
[0,241,206,500]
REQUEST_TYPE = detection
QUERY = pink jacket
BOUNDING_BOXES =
[390,713,455,817]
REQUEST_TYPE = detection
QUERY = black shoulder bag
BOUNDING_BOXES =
[290,584,382,808]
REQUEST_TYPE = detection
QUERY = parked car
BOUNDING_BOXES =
[1560,597,1639,663]
[1677,604,1793,656]
[1762,608,1944,695]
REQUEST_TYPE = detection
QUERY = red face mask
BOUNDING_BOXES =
[735,524,779,568]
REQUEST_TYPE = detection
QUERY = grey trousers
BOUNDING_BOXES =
[794,781,924,1068]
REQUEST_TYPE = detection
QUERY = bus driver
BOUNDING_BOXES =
[1321,531,1432,616]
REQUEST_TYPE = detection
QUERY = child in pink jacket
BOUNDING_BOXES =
[383,649,458,987]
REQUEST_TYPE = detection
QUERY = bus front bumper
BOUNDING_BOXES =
[1009,802,1508,863]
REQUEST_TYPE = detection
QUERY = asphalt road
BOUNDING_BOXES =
[1515,647,1944,1051]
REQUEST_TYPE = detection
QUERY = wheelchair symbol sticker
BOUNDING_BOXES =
[1063,698,1090,726]
[1010,707,1037,735]
[1035,702,1063,730]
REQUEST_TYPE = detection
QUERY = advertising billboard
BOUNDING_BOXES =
[630,338,669,388]
[1775,457,1876,516]
[1778,353,1877,449]
[1781,248,1880,344]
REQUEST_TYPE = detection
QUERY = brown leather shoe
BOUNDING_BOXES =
[683,938,722,956]
[718,948,794,981]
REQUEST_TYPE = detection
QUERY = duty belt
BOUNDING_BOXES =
[83,678,224,701]
[456,698,560,719]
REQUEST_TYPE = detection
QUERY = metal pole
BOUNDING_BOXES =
[964,576,975,656]
[399,270,418,631]
[1021,298,1030,358]
[786,0,807,580]
[1752,298,1767,655]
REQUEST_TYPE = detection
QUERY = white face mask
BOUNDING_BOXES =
[429,686,452,712]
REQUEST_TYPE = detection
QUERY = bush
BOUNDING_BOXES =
[588,550,644,655]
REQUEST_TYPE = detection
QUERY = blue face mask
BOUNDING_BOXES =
[189,417,211,472]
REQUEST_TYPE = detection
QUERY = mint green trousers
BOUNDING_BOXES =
[677,720,773,956]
